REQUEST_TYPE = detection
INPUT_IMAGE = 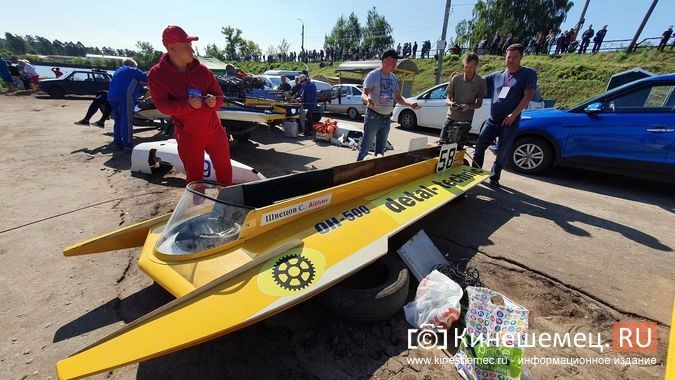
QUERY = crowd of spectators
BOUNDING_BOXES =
[473,26,609,56]
[250,40,435,64]
[226,22,675,65]
[472,24,674,56]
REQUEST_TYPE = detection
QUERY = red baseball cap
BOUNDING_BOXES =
[162,25,199,45]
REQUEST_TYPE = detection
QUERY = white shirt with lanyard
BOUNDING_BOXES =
[498,70,515,99]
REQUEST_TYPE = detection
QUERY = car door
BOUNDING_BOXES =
[337,86,352,113]
[338,86,354,113]
[349,86,367,113]
[93,72,111,93]
[325,86,340,113]
[416,85,447,128]
[470,97,491,134]
[657,85,675,179]
[564,82,675,175]
[66,72,91,95]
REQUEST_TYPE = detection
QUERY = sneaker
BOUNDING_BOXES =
[92,120,105,128]
[74,119,90,126]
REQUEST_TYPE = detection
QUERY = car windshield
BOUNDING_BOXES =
[155,182,252,256]
[267,77,282,86]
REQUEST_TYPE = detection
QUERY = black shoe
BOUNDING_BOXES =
[487,180,500,189]
[74,119,90,126]
[92,120,105,128]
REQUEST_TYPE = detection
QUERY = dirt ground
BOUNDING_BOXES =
[0,94,671,380]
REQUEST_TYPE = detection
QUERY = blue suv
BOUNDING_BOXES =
[509,73,675,181]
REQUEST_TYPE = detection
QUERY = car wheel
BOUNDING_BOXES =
[48,87,65,99]
[321,254,409,323]
[510,136,554,174]
[347,107,360,120]
[398,110,417,130]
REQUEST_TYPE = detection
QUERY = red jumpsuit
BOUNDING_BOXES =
[148,54,232,186]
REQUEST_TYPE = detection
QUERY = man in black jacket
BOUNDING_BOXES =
[658,26,673,52]
[592,25,608,53]
[578,25,595,54]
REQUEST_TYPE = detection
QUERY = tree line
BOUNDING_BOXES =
[323,7,394,58]
[1,1,575,71]
[0,32,137,59]
[454,0,574,50]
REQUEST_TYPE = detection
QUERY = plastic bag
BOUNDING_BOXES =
[404,270,463,329]
[454,287,529,380]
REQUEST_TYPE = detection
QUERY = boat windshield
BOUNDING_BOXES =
[156,182,251,256]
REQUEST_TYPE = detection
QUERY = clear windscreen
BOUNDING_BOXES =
[156,182,251,256]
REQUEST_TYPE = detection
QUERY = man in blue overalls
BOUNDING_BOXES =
[108,59,148,149]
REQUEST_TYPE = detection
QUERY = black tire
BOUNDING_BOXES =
[48,87,65,99]
[347,107,360,120]
[398,110,417,130]
[510,136,554,174]
[322,254,409,323]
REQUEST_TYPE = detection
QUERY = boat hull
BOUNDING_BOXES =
[57,149,489,379]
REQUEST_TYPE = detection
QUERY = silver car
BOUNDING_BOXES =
[325,84,366,119]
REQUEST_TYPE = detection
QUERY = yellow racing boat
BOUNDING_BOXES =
[56,145,490,379]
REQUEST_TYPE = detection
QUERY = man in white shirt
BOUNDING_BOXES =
[358,49,420,161]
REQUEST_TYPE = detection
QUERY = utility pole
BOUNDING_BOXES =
[575,0,591,32]
[435,0,451,85]
[297,18,305,63]
[627,0,658,53]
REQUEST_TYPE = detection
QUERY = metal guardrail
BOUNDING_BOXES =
[596,37,662,52]
[457,36,664,55]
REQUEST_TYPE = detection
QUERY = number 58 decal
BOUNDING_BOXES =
[436,143,457,173]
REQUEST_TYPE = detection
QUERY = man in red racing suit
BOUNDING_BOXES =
[149,25,232,186]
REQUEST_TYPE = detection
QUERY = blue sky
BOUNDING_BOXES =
[4,0,674,54]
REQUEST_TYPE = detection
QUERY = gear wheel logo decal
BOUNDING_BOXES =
[258,248,325,297]
[272,254,316,291]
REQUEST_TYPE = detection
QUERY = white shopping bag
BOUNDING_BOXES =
[404,270,463,328]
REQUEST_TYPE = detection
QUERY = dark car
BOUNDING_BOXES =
[509,73,675,181]
[39,69,112,98]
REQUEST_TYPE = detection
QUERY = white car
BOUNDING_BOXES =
[262,70,303,80]
[325,84,367,119]
[392,82,546,135]
[253,75,292,91]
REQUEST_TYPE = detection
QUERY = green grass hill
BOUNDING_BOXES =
[234,50,675,108]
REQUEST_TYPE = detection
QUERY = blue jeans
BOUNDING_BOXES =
[357,109,391,161]
[473,116,519,183]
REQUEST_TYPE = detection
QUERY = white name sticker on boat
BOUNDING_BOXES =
[261,194,333,226]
